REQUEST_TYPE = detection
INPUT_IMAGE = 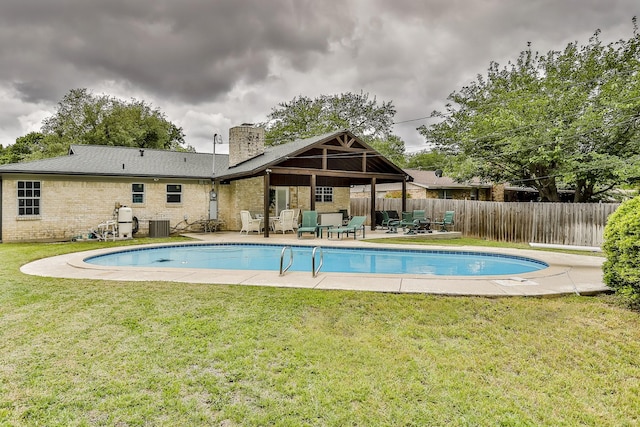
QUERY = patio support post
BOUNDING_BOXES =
[264,170,271,238]
[370,177,377,231]
[310,174,316,211]
[402,177,407,213]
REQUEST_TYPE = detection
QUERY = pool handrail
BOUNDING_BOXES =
[279,246,293,276]
[312,246,324,278]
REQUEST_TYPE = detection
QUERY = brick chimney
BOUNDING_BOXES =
[228,123,265,167]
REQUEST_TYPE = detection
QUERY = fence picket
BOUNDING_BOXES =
[351,198,619,247]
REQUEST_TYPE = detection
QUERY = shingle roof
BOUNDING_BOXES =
[404,169,492,188]
[0,130,404,182]
[217,131,345,178]
[0,145,221,178]
[0,131,356,178]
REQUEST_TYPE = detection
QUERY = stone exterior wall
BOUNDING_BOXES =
[228,125,265,167]
[216,181,351,231]
[492,184,505,202]
[1,174,210,242]
[216,176,264,230]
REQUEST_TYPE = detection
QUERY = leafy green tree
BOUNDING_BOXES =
[405,149,447,171]
[0,132,45,164]
[15,88,188,161]
[264,91,397,146]
[420,22,640,202]
[368,134,407,167]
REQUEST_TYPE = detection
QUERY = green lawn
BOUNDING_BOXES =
[1,239,638,426]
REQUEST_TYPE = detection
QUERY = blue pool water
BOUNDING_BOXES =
[84,244,548,276]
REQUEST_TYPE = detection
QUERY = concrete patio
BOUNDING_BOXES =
[20,228,610,297]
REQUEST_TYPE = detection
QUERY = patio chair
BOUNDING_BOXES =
[398,211,414,231]
[433,211,455,232]
[381,211,391,229]
[273,209,295,234]
[412,210,426,221]
[240,210,262,234]
[327,216,367,240]
[297,210,319,238]
[292,209,300,230]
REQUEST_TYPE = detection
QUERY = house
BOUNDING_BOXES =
[0,125,409,242]
[351,168,576,202]
[351,169,495,200]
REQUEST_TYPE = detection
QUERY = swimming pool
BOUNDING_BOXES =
[84,243,548,276]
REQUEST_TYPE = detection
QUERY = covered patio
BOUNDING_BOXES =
[214,129,411,237]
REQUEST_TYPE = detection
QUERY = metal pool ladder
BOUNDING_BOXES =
[312,246,324,278]
[279,246,324,277]
[279,246,293,276]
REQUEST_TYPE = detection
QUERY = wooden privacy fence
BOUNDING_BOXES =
[350,198,620,247]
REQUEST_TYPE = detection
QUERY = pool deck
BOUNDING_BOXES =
[20,229,610,297]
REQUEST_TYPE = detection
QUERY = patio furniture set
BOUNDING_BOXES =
[240,209,455,239]
[382,210,455,234]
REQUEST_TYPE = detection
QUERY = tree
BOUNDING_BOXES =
[0,132,45,164]
[368,134,407,167]
[419,22,640,202]
[264,91,397,146]
[405,149,447,171]
[14,88,188,161]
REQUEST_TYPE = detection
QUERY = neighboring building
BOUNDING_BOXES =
[0,126,408,242]
[351,168,576,202]
[351,169,493,200]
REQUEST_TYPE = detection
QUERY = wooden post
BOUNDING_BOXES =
[402,177,407,213]
[370,177,377,231]
[310,174,316,211]
[264,170,270,238]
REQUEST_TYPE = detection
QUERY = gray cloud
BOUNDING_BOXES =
[0,0,638,152]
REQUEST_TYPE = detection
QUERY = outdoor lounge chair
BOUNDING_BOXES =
[327,216,367,239]
[240,210,262,234]
[433,210,455,231]
[273,209,295,234]
[297,210,319,238]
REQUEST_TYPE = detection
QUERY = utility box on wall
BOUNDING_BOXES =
[149,219,170,238]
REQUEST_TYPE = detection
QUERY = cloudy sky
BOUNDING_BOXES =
[1,0,638,154]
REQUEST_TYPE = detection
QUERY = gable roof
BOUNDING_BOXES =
[216,130,408,183]
[0,130,408,184]
[404,169,491,189]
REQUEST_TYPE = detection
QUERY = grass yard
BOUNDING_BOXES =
[1,239,639,426]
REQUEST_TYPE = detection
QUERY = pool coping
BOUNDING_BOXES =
[20,231,610,297]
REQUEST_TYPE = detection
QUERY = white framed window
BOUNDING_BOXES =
[132,183,145,204]
[166,184,182,203]
[315,186,333,203]
[17,180,41,216]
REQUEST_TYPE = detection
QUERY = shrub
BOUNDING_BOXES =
[384,190,411,199]
[602,196,640,303]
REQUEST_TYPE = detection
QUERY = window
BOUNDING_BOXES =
[132,183,145,204]
[166,184,182,203]
[17,181,41,216]
[315,186,333,203]
[439,189,453,200]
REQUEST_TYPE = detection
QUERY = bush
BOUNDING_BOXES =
[602,196,640,303]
